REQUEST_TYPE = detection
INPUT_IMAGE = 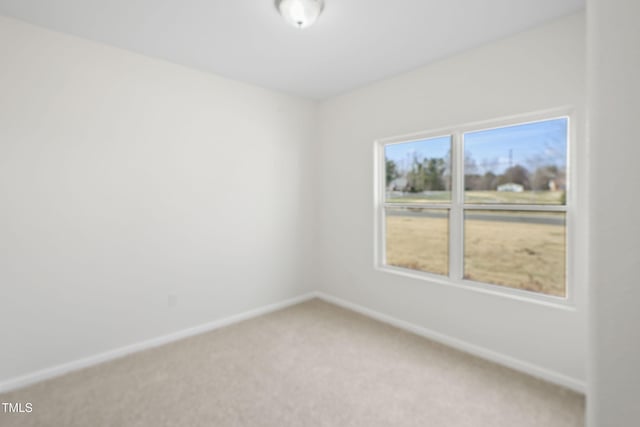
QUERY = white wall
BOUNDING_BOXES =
[0,11,592,395]
[0,16,316,384]
[587,0,640,424]
[316,13,587,388]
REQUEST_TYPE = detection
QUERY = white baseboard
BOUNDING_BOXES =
[315,291,586,394]
[0,292,316,394]
[1,290,585,395]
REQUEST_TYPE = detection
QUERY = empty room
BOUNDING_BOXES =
[0,1,638,426]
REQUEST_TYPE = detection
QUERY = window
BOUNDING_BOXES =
[376,112,571,301]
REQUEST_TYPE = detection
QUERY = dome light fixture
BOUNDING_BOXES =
[275,0,325,29]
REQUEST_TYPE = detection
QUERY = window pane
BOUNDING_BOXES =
[385,136,451,204]
[385,207,449,275]
[464,210,566,296]
[464,118,567,205]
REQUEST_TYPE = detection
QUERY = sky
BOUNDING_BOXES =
[385,135,451,174]
[385,118,568,175]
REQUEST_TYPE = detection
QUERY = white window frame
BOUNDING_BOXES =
[374,107,575,308]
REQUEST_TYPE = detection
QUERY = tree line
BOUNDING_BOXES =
[386,156,564,193]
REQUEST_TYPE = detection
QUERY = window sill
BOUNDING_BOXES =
[375,264,577,311]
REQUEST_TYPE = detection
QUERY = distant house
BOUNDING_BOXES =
[388,177,408,191]
[497,182,524,192]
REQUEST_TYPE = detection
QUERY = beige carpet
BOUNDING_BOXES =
[0,299,584,426]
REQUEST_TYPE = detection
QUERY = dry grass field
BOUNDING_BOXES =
[385,213,566,297]
[385,214,450,276]
[387,190,564,205]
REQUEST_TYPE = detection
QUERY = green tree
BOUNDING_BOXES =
[407,156,445,192]
[385,159,399,186]
[425,158,446,191]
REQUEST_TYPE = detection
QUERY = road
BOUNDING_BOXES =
[385,209,564,226]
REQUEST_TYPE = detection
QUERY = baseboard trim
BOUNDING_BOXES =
[1,291,585,395]
[0,292,316,394]
[315,291,586,394]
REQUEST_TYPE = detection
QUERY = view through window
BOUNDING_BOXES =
[381,116,569,298]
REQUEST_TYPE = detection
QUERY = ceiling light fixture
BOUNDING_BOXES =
[275,0,325,29]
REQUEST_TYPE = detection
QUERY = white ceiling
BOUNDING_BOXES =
[0,0,584,99]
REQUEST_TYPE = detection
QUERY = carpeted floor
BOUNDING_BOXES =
[0,299,584,426]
